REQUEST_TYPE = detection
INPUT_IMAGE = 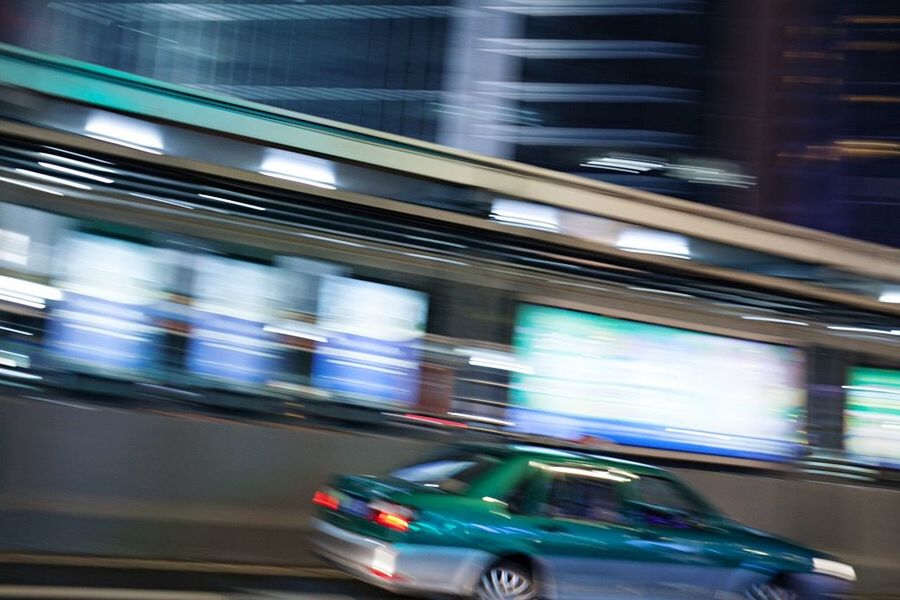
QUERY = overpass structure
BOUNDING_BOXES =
[0,43,898,311]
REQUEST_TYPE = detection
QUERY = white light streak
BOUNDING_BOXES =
[263,325,328,343]
[0,175,64,196]
[87,135,164,154]
[38,152,116,172]
[0,367,42,380]
[0,325,34,336]
[0,275,62,301]
[582,156,665,173]
[0,293,45,309]
[469,357,534,373]
[402,252,468,266]
[130,192,195,210]
[43,148,114,165]
[741,316,810,326]
[38,162,114,183]
[14,169,91,190]
[300,233,364,247]
[627,286,694,298]
[827,325,899,336]
[198,193,266,211]
[448,412,514,426]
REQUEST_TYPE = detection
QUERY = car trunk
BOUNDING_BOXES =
[317,474,442,540]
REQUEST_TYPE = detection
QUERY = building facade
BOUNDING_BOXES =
[2,0,897,245]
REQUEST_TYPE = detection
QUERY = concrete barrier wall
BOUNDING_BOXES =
[0,397,896,593]
[675,469,900,594]
[0,397,432,563]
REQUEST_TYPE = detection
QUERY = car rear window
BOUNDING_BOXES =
[390,452,499,494]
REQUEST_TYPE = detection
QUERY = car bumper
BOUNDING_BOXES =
[310,518,492,596]
[789,572,855,599]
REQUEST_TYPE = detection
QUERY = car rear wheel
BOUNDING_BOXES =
[744,581,797,600]
[474,560,536,600]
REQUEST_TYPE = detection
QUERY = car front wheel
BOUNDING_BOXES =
[744,581,797,600]
[474,560,536,600]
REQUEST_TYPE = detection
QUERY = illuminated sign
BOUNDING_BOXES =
[47,234,162,374]
[186,255,280,386]
[845,367,900,467]
[509,304,805,461]
[312,276,427,406]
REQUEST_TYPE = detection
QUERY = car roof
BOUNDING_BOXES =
[462,443,670,477]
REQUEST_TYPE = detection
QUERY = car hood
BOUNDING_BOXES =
[722,520,826,561]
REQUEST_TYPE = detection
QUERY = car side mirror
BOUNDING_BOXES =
[506,497,526,515]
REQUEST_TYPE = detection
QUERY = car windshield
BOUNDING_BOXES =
[390,452,499,494]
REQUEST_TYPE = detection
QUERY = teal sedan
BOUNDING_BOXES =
[311,444,855,599]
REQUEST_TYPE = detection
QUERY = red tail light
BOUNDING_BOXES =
[374,510,411,532]
[313,489,340,511]
[369,500,415,532]
[370,567,407,581]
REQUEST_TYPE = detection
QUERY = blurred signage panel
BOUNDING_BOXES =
[845,367,900,468]
[47,233,162,375]
[509,304,804,461]
[0,229,28,265]
[275,256,345,315]
[0,202,70,275]
[312,276,428,406]
[186,256,280,386]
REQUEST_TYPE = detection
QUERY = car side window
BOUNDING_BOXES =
[542,474,625,524]
[630,477,703,514]
[390,452,499,494]
[626,476,707,529]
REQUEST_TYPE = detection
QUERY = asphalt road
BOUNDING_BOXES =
[0,559,896,600]
[0,562,394,600]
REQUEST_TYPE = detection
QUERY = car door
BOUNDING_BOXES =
[507,464,656,600]
[618,474,744,598]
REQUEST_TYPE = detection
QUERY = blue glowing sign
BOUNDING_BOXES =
[312,276,428,406]
[46,234,161,375]
[185,255,280,386]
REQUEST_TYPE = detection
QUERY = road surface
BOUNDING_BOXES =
[0,560,393,600]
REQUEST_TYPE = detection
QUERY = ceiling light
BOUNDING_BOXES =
[85,113,164,154]
[259,151,336,189]
[490,199,559,232]
[616,229,690,259]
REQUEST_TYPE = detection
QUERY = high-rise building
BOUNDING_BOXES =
[2,0,896,245]
[708,0,899,246]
